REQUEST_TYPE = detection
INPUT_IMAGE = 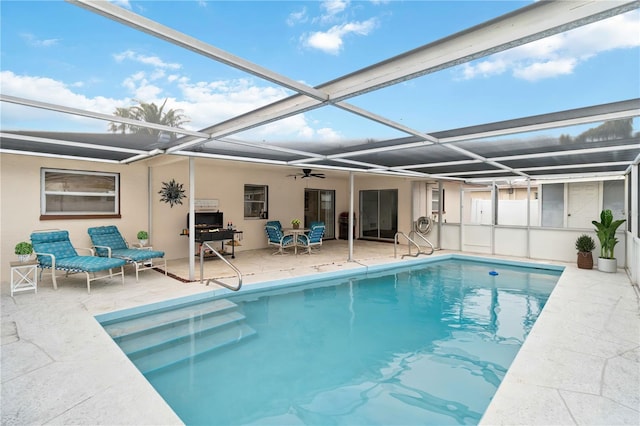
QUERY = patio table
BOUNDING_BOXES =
[283,228,309,254]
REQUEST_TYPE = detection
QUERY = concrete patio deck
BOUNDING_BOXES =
[1,240,638,425]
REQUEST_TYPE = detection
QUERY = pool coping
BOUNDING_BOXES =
[96,253,564,323]
[480,261,639,424]
[2,251,637,425]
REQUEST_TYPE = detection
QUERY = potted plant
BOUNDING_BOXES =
[14,241,33,262]
[575,234,595,269]
[291,219,301,229]
[592,209,625,273]
[137,230,149,247]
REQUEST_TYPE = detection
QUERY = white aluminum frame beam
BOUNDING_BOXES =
[67,0,329,103]
[0,94,210,139]
[68,0,638,155]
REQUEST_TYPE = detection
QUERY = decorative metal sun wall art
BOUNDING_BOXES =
[158,179,186,207]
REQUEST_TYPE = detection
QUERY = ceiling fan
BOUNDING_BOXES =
[287,168,326,179]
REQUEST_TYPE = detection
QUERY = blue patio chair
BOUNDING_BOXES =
[265,224,294,255]
[298,223,325,254]
[30,230,126,294]
[266,220,283,232]
[87,226,167,282]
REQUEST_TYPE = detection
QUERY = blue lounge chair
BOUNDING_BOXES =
[298,223,325,254]
[87,226,167,282]
[265,224,294,255]
[30,230,126,294]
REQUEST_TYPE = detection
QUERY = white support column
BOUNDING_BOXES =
[437,181,443,249]
[348,172,354,262]
[188,157,196,281]
[491,181,496,255]
[148,166,153,244]
[526,179,531,259]
[459,183,464,251]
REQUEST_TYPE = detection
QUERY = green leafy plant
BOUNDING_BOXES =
[14,241,33,255]
[592,209,625,259]
[575,234,595,253]
[291,219,301,225]
[137,230,148,240]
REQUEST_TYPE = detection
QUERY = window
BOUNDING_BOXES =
[541,183,564,227]
[244,184,268,219]
[538,180,627,229]
[41,168,120,219]
[431,188,445,213]
[603,180,624,221]
[495,186,539,226]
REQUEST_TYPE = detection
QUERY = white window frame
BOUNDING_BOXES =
[244,184,268,219]
[431,187,445,214]
[41,168,120,219]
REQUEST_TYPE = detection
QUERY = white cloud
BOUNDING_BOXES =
[19,33,60,47]
[318,0,349,24]
[303,18,378,55]
[150,69,166,81]
[113,50,181,70]
[305,31,344,55]
[459,10,640,81]
[287,7,308,26]
[176,78,293,129]
[316,127,342,141]
[513,58,577,81]
[109,0,131,9]
[0,70,129,130]
[248,115,315,140]
[0,64,341,138]
[322,0,349,16]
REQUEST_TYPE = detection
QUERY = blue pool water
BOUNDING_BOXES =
[99,257,561,425]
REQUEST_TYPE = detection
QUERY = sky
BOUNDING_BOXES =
[1,0,639,145]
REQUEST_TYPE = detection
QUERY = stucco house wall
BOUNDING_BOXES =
[2,152,636,284]
[0,154,356,282]
[146,157,351,258]
[1,154,150,283]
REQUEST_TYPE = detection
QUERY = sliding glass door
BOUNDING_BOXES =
[360,189,398,241]
[304,189,335,239]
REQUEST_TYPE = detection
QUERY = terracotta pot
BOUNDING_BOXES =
[292,223,300,229]
[577,252,593,269]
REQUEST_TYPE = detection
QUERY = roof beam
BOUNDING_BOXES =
[67,0,329,103]
[436,99,640,143]
[71,0,638,156]
[176,0,639,143]
[322,1,640,99]
[320,99,640,160]
[0,94,210,139]
[0,132,147,155]
[0,148,119,163]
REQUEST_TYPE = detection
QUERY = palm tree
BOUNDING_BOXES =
[108,107,133,134]
[108,99,189,139]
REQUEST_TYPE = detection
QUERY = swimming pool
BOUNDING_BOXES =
[97,256,562,425]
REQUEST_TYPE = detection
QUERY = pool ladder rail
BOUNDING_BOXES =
[394,231,435,258]
[199,242,243,291]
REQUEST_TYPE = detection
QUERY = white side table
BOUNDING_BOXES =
[10,260,38,296]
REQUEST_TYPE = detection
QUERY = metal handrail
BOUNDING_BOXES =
[394,231,434,259]
[199,242,243,291]
[394,232,421,258]
[409,230,435,255]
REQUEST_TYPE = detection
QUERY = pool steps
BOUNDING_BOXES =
[102,298,256,374]
[102,298,238,338]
